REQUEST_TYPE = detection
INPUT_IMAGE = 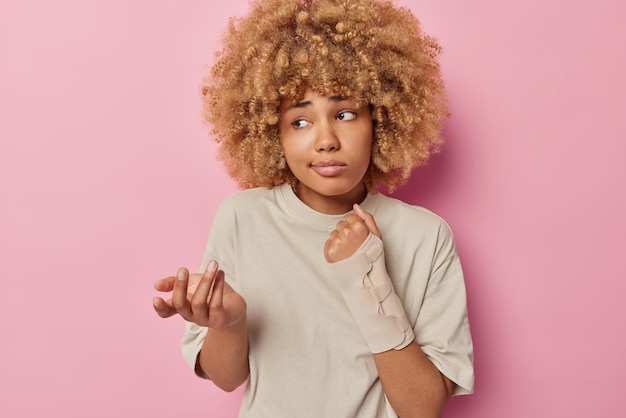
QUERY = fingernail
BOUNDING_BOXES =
[177,270,186,281]
[207,260,217,273]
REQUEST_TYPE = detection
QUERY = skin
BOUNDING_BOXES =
[345,204,456,417]
[153,89,455,415]
[153,262,248,391]
[278,89,373,214]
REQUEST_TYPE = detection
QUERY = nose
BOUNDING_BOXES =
[314,122,340,152]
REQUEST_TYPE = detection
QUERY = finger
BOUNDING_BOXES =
[154,277,176,292]
[342,213,362,225]
[186,273,204,295]
[323,239,334,262]
[353,203,382,238]
[336,214,368,239]
[172,268,193,318]
[153,297,177,318]
[335,218,349,231]
[190,261,219,322]
[208,270,225,311]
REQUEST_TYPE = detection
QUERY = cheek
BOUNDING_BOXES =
[359,128,374,162]
[278,131,292,158]
[363,145,373,167]
[279,138,302,167]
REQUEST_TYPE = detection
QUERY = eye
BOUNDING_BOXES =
[337,111,357,121]
[291,118,311,129]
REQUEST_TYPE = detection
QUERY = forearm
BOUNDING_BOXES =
[374,341,453,418]
[197,315,249,392]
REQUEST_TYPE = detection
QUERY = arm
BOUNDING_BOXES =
[197,310,249,392]
[374,342,454,417]
[153,261,249,391]
[325,204,454,417]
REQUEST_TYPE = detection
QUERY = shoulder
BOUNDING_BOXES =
[208,186,281,241]
[369,193,458,260]
[372,193,454,238]
[215,186,279,216]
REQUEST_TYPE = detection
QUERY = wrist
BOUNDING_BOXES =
[330,234,415,353]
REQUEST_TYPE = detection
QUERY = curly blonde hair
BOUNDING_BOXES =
[203,0,448,192]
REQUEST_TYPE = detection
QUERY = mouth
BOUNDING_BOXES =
[310,160,347,177]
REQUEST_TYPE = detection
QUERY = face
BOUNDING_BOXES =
[279,89,373,214]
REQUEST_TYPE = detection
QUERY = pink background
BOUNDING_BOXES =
[1,0,624,416]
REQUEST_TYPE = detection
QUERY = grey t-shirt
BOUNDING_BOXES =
[182,183,474,417]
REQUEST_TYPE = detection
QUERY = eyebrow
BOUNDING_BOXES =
[289,95,348,109]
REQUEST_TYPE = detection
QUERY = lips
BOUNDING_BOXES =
[310,160,347,177]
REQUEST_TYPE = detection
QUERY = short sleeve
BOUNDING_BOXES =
[180,199,237,378]
[181,321,209,378]
[415,222,474,395]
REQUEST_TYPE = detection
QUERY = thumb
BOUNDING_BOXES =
[353,203,382,239]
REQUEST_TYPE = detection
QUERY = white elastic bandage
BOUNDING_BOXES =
[330,233,415,353]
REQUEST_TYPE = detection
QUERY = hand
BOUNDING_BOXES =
[153,260,246,329]
[324,203,382,263]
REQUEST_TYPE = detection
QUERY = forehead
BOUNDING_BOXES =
[279,89,363,112]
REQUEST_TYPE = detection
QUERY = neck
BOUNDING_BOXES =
[293,182,367,215]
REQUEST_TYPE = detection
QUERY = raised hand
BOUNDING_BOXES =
[324,203,382,263]
[153,261,246,329]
